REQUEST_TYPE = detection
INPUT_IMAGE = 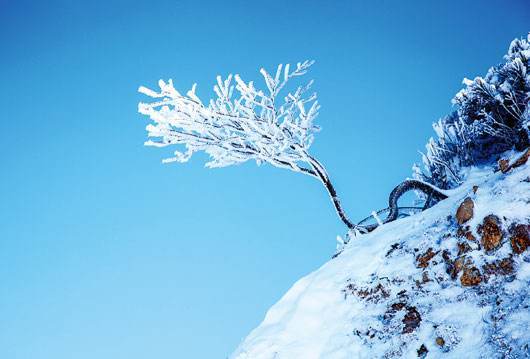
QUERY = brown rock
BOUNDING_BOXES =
[453,257,465,274]
[435,337,445,347]
[391,302,406,311]
[457,241,472,255]
[498,148,530,173]
[456,198,474,224]
[479,215,503,251]
[460,265,482,286]
[402,306,421,334]
[499,257,514,274]
[416,248,437,268]
[511,148,530,169]
[443,252,465,280]
[465,231,477,242]
[483,257,514,277]
[510,224,530,254]
[498,158,511,173]
[344,282,390,303]
[457,226,477,241]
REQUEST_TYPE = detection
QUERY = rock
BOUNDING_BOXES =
[421,271,430,283]
[435,337,445,347]
[402,306,421,334]
[460,265,482,286]
[456,198,474,224]
[343,282,390,303]
[498,258,514,274]
[465,231,477,242]
[498,158,511,173]
[478,215,503,251]
[457,226,477,241]
[391,302,406,311]
[416,248,437,268]
[498,148,530,173]
[443,251,465,280]
[457,241,472,255]
[510,224,530,254]
[511,148,530,169]
[472,185,479,194]
[417,344,428,358]
[452,257,465,277]
[483,257,514,277]
[385,242,401,257]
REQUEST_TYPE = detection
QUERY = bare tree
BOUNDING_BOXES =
[138,61,357,230]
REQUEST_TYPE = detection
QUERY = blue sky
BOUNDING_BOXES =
[1,1,528,358]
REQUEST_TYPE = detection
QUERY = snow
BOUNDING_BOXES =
[232,155,530,358]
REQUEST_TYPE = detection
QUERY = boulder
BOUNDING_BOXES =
[510,224,530,254]
[460,265,482,287]
[479,215,503,251]
[456,198,474,225]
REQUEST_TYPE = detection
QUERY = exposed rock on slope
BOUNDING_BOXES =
[232,153,530,358]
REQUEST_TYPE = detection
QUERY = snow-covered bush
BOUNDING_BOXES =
[138,61,319,171]
[415,35,530,189]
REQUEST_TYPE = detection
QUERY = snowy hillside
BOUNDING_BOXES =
[232,151,530,358]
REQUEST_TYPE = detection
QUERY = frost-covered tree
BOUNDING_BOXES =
[415,35,530,189]
[138,61,358,230]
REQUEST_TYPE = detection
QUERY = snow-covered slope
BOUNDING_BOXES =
[232,153,530,358]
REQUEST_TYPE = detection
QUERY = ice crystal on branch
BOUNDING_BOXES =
[138,60,320,174]
[139,61,357,231]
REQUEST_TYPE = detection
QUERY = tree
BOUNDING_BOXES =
[138,61,358,230]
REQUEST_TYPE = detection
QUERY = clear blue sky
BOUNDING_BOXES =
[1,1,528,358]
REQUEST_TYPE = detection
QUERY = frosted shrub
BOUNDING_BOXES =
[416,35,530,189]
[138,61,357,230]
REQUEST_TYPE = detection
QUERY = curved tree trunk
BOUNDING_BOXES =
[306,154,449,234]
[307,155,449,233]
[307,156,356,230]
[384,180,448,224]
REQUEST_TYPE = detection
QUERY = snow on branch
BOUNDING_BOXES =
[138,60,320,176]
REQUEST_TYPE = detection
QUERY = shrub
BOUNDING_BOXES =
[415,35,530,189]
